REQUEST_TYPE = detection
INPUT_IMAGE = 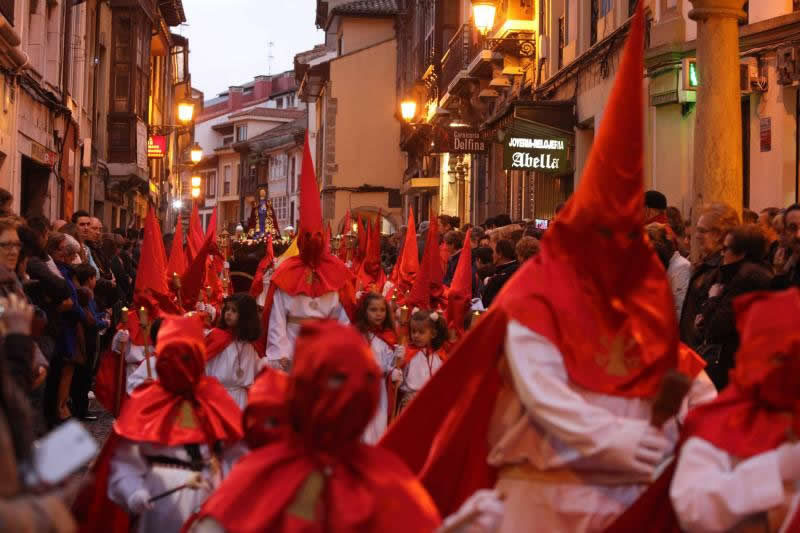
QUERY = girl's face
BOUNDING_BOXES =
[409,320,434,348]
[365,298,386,328]
[223,302,239,329]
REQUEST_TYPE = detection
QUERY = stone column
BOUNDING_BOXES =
[688,0,746,238]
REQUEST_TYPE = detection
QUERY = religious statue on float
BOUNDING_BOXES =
[247,186,280,240]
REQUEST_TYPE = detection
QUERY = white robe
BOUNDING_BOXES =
[255,267,273,307]
[108,439,244,533]
[205,341,259,409]
[113,329,150,392]
[401,348,444,393]
[488,320,717,533]
[362,333,401,445]
[671,437,800,533]
[265,288,349,362]
[127,357,158,395]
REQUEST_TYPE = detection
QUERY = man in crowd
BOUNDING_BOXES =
[773,204,800,289]
[644,190,668,224]
[481,239,518,308]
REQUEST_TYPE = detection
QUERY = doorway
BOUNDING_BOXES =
[20,156,52,218]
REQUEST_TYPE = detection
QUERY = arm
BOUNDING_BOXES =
[108,439,150,512]
[505,320,654,475]
[670,437,786,533]
[266,289,291,362]
[671,262,691,321]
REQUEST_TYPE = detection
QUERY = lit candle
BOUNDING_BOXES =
[120,307,129,326]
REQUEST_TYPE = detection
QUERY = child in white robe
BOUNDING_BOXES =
[354,292,401,444]
[392,309,448,413]
[204,294,262,409]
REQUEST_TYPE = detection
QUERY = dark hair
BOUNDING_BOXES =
[665,207,686,238]
[17,225,46,261]
[74,263,98,285]
[409,309,448,350]
[443,230,463,250]
[760,207,780,220]
[450,216,460,228]
[60,223,82,244]
[354,292,395,334]
[727,225,768,263]
[783,204,800,226]
[474,246,493,265]
[0,188,12,208]
[644,190,668,210]
[484,216,496,229]
[742,209,759,225]
[25,215,50,235]
[461,223,472,233]
[102,233,121,259]
[495,239,516,261]
[45,232,67,256]
[126,228,139,241]
[217,293,261,342]
[71,210,91,224]
[494,214,512,227]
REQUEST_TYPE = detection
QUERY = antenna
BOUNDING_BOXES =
[267,41,275,75]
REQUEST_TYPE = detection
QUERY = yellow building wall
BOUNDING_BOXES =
[340,18,395,55]
[328,38,403,228]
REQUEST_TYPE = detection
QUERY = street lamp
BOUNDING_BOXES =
[472,0,497,36]
[191,175,202,188]
[172,199,183,210]
[190,143,203,163]
[177,100,195,124]
[191,187,201,199]
[401,100,417,122]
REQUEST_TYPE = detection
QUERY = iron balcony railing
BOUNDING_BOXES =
[441,23,479,93]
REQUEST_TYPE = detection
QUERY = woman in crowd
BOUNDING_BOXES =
[694,224,773,389]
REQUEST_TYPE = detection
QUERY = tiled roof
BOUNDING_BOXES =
[331,0,399,17]
[228,107,306,120]
[245,116,307,145]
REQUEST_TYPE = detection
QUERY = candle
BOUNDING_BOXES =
[120,307,129,326]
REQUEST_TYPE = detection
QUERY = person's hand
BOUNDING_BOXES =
[694,314,704,329]
[127,488,153,514]
[632,426,670,477]
[391,368,403,384]
[0,293,34,335]
[32,365,47,390]
[708,283,723,299]
[778,442,800,481]
[437,489,505,533]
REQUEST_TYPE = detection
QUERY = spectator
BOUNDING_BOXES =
[0,188,13,216]
[442,230,465,286]
[107,233,132,303]
[773,204,800,289]
[484,217,497,230]
[647,223,691,320]
[469,226,485,249]
[416,220,430,261]
[510,229,523,245]
[71,211,95,267]
[515,236,540,263]
[772,211,790,273]
[666,206,690,257]
[45,232,86,423]
[680,203,740,349]
[52,219,67,232]
[644,190,668,224]
[437,215,453,235]
[742,209,759,225]
[494,214,512,228]
[474,246,494,285]
[758,207,780,231]
[482,239,519,308]
[461,222,472,233]
[478,234,491,248]
[60,224,87,265]
[70,264,108,421]
[695,225,772,389]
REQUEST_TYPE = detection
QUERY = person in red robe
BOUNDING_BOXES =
[73,315,243,533]
[380,5,715,531]
[261,132,354,368]
[241,367,290,450]
[183,320,441,532]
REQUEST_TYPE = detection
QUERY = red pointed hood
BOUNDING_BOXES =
[356,216,386,292]
[133,209,171,311]
[357,216,368,261]
[406,214,442,310]
[205,206,217,242]
[395,208,419,296]
[166,215,187,279]
[297,130,326,267]
[446,230,472,333]
[188,203,204,260]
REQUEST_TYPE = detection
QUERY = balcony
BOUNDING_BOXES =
[440,24,479,97]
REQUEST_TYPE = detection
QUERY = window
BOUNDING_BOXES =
[223,136,233,146]
[591,0,599,45]
[289,156,296,191]
[277,98,284,109]
[601,0,613,16]
[558,17,565,69]
[223,165,231,196]
[236,125,247,142]
[206,171,217,198]
[290,201,295,226]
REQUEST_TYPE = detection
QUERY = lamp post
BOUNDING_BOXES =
[400,100,417,122]
[471,0,497,36]
[470,0,535,57]
[177,99,195,125]
[190,142,203,164]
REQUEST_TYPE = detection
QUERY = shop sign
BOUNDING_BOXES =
[147,135,167,158]
[503,135,568,173]
[31,141,57,167]
[432,127,486,154]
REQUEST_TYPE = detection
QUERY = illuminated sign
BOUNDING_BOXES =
[503,134,569,173]
[682,58,699,90]
[147,135,167,159]
[432,127,487,154]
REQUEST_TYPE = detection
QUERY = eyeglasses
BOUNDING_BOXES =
[0,241,22,251]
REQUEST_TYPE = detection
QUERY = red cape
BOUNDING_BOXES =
[204,328,235,363]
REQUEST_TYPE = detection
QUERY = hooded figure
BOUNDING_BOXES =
[74,315,244,533]
[667,289,800,533]
[241,368,290,450]
[356,217,386,293]
[184,321,441,533]
[260,132,354,368]
[380,5,716,531]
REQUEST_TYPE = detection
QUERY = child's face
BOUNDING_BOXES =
[409,320,434,348]
[223,303,239,329]
[85,276,97,291]
[366,299,386,328]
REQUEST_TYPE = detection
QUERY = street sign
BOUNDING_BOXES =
[147,135,167,159]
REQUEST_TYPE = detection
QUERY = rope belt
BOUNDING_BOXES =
[146,455,205,472]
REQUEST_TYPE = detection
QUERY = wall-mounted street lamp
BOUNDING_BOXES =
[190,143,203,163]
[401,100,417,122]
[177,100,195,124]
[472,0,497,36]
[191,175,202,188]
[191,187,201,199]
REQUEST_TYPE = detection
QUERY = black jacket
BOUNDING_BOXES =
[481,260,520,309]
[679,252,721,349]
[698,260,773,389]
